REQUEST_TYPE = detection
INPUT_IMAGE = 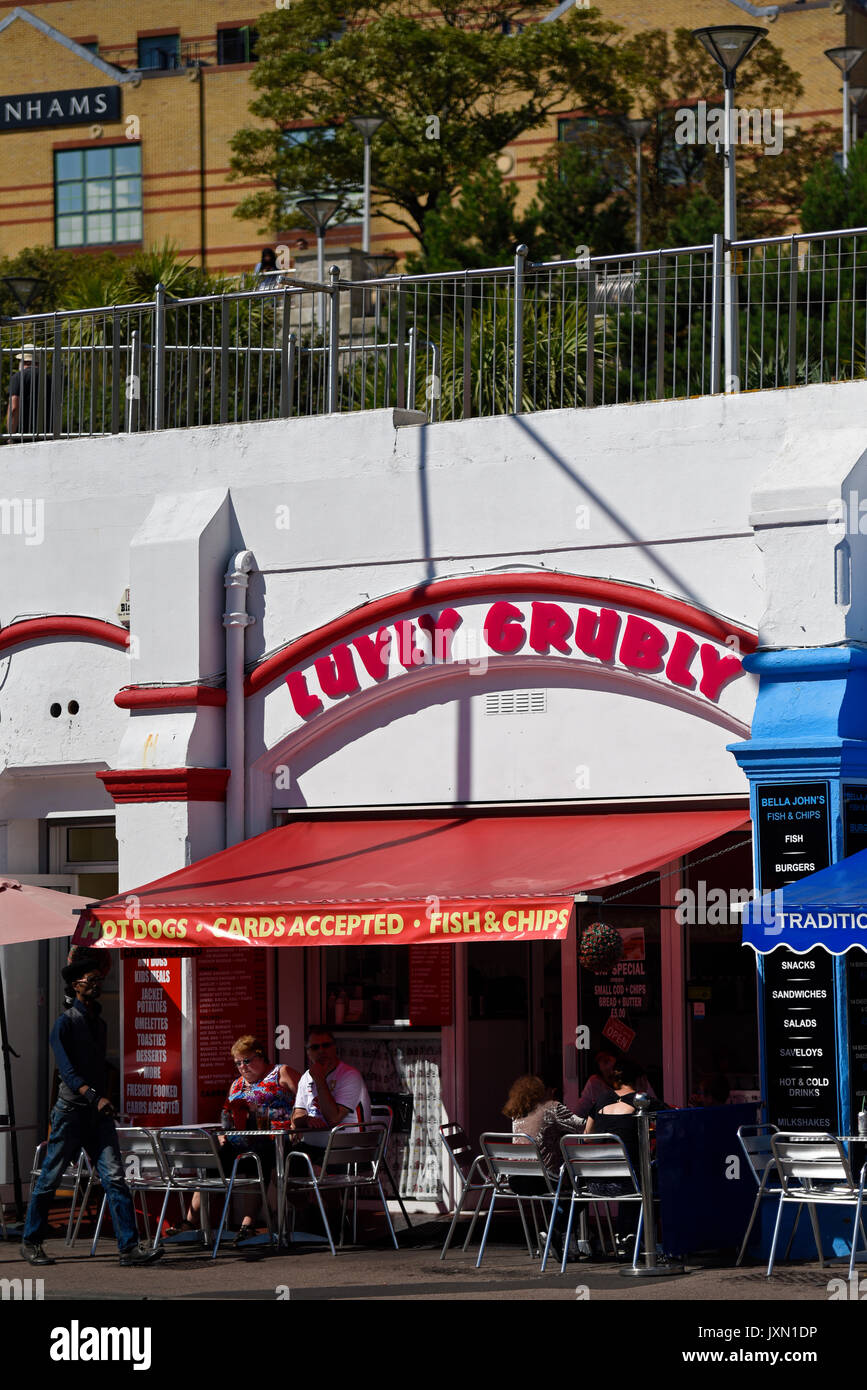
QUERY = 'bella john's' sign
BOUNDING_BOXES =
[286,598,744,719]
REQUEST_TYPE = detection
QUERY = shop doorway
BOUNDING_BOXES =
[683,834,759,1103]
[46,818,120,1112]
[466,941,562,1145]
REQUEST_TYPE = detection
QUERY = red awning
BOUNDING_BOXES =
[75,809,749,950]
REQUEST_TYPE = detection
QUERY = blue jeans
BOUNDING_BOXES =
[23,1099,139,1252]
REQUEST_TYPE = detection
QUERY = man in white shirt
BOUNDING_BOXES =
[292,1026,371,1149]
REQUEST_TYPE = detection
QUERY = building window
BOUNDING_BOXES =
[325,946,410,1026]
[54,145,143,247]
[558,116,631,187]
[657,108,705,187]
[217,25,258,64]
[76,40,99,56]
[137,34,180,70]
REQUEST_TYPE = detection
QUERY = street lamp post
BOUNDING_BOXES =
[848,85,867,145]
[693,25,767,394]
[826,48,866,171]
[296,195,342,333]
[349,116,384,255]
[625,118,652,252]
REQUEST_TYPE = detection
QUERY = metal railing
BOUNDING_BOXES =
[3,226,867,443]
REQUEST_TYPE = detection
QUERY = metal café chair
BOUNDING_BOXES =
[369,1103,413,1232]
[30,1141,98,1247]
[283,1122,398,1256]
[736,1122,782,1266]
[89,1127,173,1255]
[543,1133,645,1274]
[767,1132,867,1279]
[155,1127,273,1259]
[475,1132,559,1269]
[439,1122,496,1259]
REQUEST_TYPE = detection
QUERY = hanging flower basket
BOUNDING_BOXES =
[579,921,623,974]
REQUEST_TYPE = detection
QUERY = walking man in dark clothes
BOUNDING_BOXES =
[20,950,163,1267]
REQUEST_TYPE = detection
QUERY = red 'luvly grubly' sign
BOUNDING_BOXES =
[285,598,744,719]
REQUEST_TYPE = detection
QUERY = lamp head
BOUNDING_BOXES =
[295,195,342,232]
[625,117,652,143]
[1,276,46,311]
[693,25,767,86]
[349,115,385,142]
[825,46,866,76]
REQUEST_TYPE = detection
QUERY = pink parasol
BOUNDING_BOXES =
[0,879,95,1222]
[0,879,92,946]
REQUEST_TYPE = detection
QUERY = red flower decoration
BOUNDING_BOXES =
[579,922,623,974]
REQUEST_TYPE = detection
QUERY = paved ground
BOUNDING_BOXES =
[0,1215,857,1303]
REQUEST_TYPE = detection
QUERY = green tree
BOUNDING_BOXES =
[526,138,632,260]
[404,159,535,272]
[801,133,867,231]
[0,245,81,317]
[663,190,723,248]
[228,0,631,257]
[613,27,835,246]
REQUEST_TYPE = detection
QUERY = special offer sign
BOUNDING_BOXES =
[122,954,184,1124]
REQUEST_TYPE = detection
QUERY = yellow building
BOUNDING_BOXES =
[0,2,283,273]
[0,1,865,273]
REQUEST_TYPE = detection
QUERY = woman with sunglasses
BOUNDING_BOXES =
[168,1035,301,1244]
[225,1035,301,1124]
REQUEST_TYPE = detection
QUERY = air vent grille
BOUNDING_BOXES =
[484,690,546,715]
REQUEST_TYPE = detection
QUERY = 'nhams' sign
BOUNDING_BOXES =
[0,87,120,132]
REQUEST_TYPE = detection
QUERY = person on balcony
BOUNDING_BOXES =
[6,345,52,440]
[254,246,282,290]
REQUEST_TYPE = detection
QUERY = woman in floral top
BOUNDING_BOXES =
[168,1035,301,1244]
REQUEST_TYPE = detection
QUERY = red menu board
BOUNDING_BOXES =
[196,948,269,1120]
[122,954,184,1124]
[409,944,453,1025]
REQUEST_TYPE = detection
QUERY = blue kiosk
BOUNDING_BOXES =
[729,647,867,1259]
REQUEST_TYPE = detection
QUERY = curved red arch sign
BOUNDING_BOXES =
[267,573,754,722]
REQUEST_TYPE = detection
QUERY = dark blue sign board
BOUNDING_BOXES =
[0,87,120,132]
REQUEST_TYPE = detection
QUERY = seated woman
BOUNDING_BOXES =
[502,1075,585,1260]
[171,1035,301,1244]
[575,1050,619,1119]
[583,1057,666,1250]
[576,1048,657,1119]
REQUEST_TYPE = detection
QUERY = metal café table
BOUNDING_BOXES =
[222,1123,410,1250]
[222,1127,296,1248]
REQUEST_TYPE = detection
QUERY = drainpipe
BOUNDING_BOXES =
[224,551,255,846]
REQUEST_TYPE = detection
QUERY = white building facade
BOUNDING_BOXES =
[3,380,864,1201]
